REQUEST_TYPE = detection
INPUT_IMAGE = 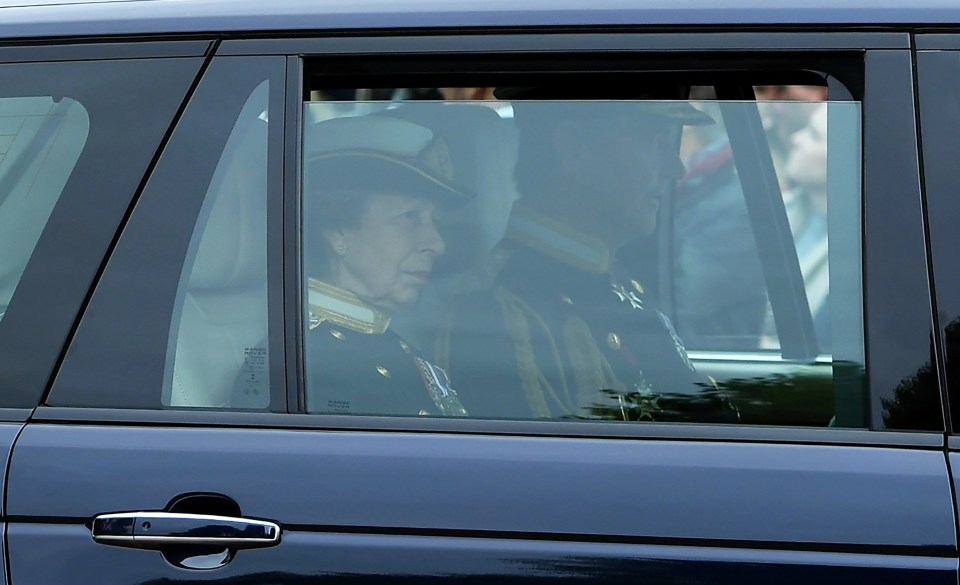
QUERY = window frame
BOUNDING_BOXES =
[265,31,933,436]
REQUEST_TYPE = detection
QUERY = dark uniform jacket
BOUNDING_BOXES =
[439,208,736,422]
[304,280,467,417]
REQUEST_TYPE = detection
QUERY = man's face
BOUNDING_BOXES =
[562,113,685,239]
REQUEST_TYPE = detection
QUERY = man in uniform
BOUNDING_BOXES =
[438,91,738,422]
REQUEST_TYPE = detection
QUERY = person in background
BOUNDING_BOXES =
[673,85,830,351]
[778,102,830,350]
[672,93,768,350]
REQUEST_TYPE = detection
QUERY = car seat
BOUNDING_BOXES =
[166,82,270,408]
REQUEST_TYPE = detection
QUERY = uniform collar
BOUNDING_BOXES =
[505,204,612,274]
[307,278,391,335]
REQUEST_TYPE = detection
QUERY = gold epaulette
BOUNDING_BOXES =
[307,278,390,335]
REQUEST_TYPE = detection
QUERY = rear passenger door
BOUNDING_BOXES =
[6,33,957,584]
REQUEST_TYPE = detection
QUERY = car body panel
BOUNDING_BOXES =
[2,0,960,41]
[0,424,22,509]
[6,424,955,581]
[0,424,22,585]
[7,424,954,547]
[6,524,958,584]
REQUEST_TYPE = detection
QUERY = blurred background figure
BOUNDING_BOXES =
[439,87,496,101]
[777,101,830,351]
[755,85,829,188]
[673,89,766,351]
[673,84,830,352]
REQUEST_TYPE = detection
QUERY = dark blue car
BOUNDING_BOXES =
[1,0,960,582]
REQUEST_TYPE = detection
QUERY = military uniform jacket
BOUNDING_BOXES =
[305,280,467,417]
[439,211,735,423]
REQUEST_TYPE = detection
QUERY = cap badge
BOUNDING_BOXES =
[417,135,454,181]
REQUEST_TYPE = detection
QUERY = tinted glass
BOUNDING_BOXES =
[163,80,270,409]
[47,57,284,410]
[300,97,864,426]
[0,96,87,324]
[0,56,202,409]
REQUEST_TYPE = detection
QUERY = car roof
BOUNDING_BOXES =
[1,0,959,41]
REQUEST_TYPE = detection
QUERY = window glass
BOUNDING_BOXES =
[45,56,283,411]
[162,81,270,408]
[300,93,863,426]
[0,96,88,323]
[675,86,834,354]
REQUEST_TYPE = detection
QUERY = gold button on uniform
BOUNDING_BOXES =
[329,329,345,340]
[607,332,621,350]
[376,365,391,378]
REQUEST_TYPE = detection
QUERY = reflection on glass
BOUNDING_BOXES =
[0,97,88,325]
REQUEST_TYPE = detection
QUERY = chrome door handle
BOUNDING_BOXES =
[92,512,281,549]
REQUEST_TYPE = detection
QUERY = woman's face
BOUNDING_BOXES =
[330,193,446,311]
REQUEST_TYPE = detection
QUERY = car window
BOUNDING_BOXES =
[46,56,285,410]
[0,96,88,324]
[300,90,863,426]
[0,55,204,410]
[44,56,931,431]
[162,80,270,408]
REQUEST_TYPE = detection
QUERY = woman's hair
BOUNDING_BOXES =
[304,187,376,281]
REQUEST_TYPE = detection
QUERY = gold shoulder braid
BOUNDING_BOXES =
[307,278,390,334]
[492,286,573,417]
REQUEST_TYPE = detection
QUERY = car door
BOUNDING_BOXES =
[5,32,957,584]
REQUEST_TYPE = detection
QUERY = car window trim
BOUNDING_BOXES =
[219,32,909,56]
[0,39,212,64]
[29,406,946,449]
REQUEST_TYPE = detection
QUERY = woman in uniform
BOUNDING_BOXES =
[302,113,470,417]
